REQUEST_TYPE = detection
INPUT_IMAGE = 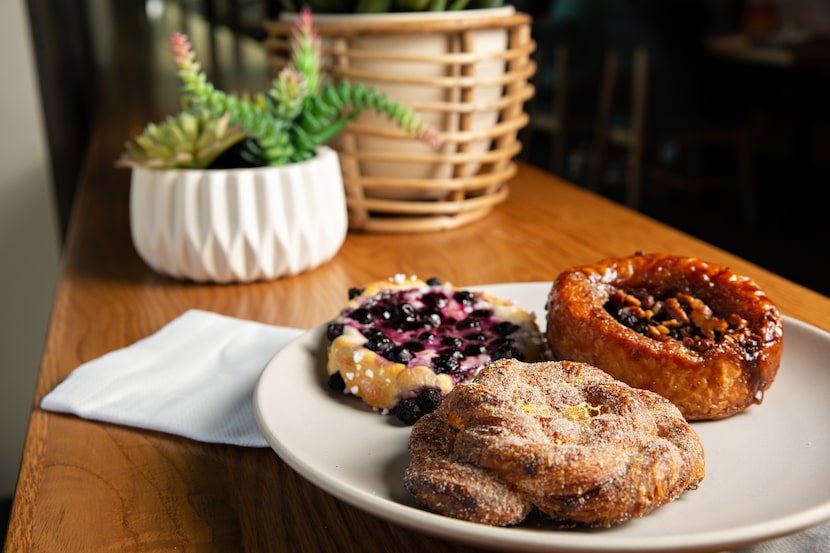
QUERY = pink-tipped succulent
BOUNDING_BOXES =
[290,8,322,95]
[170,32,194,67]
[120,9,441,169]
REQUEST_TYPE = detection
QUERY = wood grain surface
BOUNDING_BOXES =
[6,5,830,552]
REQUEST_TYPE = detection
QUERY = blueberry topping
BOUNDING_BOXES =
[422,291,448,309]
[420,309,442,328]
[425,277,442,286]
[403,319,427,332]
[351,308,374,325]
[348,287,364,300]
[392,302,417,323]
[434,353,461,374]
[363,328,386,340]
[327,371,346,391]
[417,388,443,413]
[403,340,425,352]
[371,304,392,321]
[454,290,476,306]
[334,282,534,396]
[395,399,421,425]
[489,337,511,348]
[326,322,344,341]
[464,343,488,356]
[493,321,520,336]
[395,388,444,425]
[455,317,481,331]
[386,345,414,364]
[366,334,394,353]
[440,336,464,348]
[492,345,522,361]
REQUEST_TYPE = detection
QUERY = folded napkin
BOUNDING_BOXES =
[41,309,303,447]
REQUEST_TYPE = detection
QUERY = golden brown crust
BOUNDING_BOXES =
[404,358,705,527]
[545,252,784,420]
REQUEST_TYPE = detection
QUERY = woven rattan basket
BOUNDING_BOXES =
[263,8,536,233]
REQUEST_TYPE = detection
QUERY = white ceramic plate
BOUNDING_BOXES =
[254,282,830,552]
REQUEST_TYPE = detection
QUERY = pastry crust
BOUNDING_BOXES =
[404,358,705,527]
[545,252,784,420]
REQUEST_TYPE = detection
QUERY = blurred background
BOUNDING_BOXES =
[3,0,830,540]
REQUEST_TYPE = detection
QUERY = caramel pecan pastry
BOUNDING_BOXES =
[325,275,548,424]
[546,252,784,420]
[404,358,705,527]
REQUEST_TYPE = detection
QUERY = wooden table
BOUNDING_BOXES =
[7,9,830,553]
[8,152,830,553]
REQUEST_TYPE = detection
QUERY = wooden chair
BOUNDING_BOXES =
[522,39,597,177]
[522,43,568,173]
[587,46,757,225]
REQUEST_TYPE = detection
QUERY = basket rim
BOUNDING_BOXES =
[263,10,531,37]
[329,59,535,90]
[264,36,536,65]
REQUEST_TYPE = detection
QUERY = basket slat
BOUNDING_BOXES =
[342,161,517,192]
[264,10,535,233]
[350,182,511,215]
[338,141,521,164]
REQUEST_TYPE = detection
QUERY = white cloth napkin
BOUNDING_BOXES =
[41,309,303,447]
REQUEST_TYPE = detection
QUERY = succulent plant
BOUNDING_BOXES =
[119,8,441,169]
[117,110,247,169]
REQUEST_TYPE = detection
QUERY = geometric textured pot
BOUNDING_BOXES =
[129,146,347,283]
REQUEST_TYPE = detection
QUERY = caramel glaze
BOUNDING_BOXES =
[546,252,785,420]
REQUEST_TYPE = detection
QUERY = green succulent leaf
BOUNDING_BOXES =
[118,110,247,169]
[118,8,442,169]
[357,0,394,12]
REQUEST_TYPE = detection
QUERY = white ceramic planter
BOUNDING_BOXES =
[129,146,347,283]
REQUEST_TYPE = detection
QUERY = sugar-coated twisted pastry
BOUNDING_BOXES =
[404,358,705,527]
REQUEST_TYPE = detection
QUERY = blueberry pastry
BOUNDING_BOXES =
[326,275,548,424]
[546,252,784,420]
